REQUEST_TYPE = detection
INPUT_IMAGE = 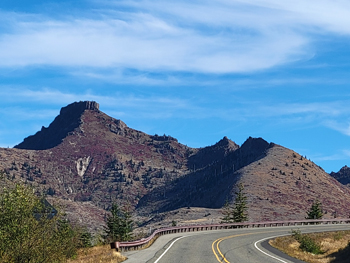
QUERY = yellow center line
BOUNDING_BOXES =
[211,229,291,263]
[211,225,347,262]
[212,232,254,262]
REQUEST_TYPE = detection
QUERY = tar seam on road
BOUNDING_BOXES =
[154,236,187,263]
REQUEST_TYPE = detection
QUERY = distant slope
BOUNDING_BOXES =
[137,137,271,213]
[138,140,350,221]
[238,145,350,221]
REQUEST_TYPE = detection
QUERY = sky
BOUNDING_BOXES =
[0,0,350,173]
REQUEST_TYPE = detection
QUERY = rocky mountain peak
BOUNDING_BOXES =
[60,101,99,116]
[330,165,350,186]
[15,101,99,150]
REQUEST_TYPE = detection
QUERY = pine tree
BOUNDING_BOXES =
[120,207,133,242]
[104,203,134,242]
[105,203,122,242]
[220,199,233,223]
[306,199,323,220]
[232,183,248,222]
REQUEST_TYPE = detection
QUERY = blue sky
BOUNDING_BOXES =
[1,0,350,173]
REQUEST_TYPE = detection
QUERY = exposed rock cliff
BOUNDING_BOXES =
[330,165,350,186]
[15,101,100,150]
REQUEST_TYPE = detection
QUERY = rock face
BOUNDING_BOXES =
[330,166,350,186]
[15,101,100,150]
[1,101,350,233]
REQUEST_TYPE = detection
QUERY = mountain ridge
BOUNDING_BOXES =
[1,101,350,233]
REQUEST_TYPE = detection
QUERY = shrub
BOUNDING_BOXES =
[291,229,323,255]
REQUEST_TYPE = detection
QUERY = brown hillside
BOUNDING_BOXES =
[239,145,350,221]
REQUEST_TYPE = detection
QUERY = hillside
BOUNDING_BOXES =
[1,101,350,233]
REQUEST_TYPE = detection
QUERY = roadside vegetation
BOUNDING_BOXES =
[0,176,80,262]
[270,230,350,263]
[221,183,249,223]
[270,199,350,262]
[68,245,126,263]
[0,171,127,263]
[305,199,323,220]
[104,203,134,243]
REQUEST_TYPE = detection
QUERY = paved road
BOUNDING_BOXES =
[124,224,350,263]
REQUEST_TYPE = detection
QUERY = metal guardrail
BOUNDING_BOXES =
[110,218,350,252]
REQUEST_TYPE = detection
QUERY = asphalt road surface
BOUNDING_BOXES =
[124,224,350,263]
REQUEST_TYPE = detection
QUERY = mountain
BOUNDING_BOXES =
[330,166,350,186]
[1,101,350,233]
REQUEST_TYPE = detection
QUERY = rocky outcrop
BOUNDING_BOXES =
[330,165,350,186]
[188,136,239,170]
[14,101,99,150]
[60,101,99,115]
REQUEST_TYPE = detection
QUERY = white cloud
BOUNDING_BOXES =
[325,121,350,136]
[0,87,197,119]
[1,0,349,74]
[260,101,345,117]
[311,149,350,163]
[343,150,350,158]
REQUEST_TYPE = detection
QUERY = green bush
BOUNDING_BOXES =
[291,229,323,255]
[79,230,93,248]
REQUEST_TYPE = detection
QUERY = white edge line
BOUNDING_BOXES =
[254,235,289,263]
[154,236,188,263]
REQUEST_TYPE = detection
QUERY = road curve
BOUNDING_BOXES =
[124,224,350,263]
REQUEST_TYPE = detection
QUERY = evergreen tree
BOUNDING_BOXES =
[232,183,249,222]
[220,199,233,223]
[306,199,323,220]
[104,203,122,242]
[79,230,93,248]
[120,207,133,242]
[104,203,133,242]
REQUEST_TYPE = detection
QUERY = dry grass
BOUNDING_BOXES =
[270,230,350,263]
[67,245,127,263]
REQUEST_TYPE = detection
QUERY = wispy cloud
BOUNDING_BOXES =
[311,149,350,164]
[324,121,350,136]
[3,86,350,123]
[0,0,349,76]
[0,87,198,119]
[343,150,350,158]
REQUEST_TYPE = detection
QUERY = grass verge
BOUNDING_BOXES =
[269,230,350,263]
[68,245,127,263]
